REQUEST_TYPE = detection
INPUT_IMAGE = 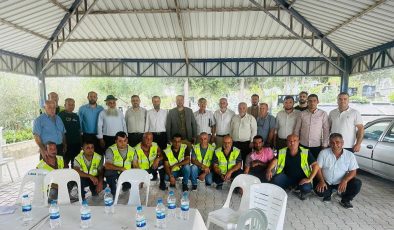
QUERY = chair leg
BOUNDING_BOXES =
[206,218,211,230]
[13,160,20,178]
[6,164,13,182]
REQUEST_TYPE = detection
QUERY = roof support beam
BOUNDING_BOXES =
[67,36,314,42]
[49,0,68,11]
[38,0,101,72]
[248,0,347,72]
[326,0,387,36]
[0,17,48,40]
[174,0,189,64]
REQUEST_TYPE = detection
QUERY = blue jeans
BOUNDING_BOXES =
[190,165,213,186]
[165,164,191,185]
[272,173,312,193]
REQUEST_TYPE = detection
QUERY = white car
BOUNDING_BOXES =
[356,117,394,181]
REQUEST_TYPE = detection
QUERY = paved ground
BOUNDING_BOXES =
[1,154,394,230]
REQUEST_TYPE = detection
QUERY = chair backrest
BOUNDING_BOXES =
[223,174,261,211]
[114,169,150,206]
[43,169,82,205]
[18,169,49,206]
[236,208,268,230]
[250,183,287,230]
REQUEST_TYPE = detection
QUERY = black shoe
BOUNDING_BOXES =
[151,176,158,181]
[170,184,176,188]
[182,184,189,192]
[205,183,211,186]
[216,184,223,190]
[323,196,331,203]
[159,183,167,191]
[340,200,353,209]
[192,185,197,191]
[299,192,308,201]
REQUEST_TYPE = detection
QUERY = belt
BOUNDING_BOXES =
[216,134,229,137]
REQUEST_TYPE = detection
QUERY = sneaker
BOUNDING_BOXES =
[216,184,223,190]
[182,184,189,192]
[205,183,212,187]
[159,183,167,191]
[340,200,353,209]
[192,185,198,191]
[323,196,331,203]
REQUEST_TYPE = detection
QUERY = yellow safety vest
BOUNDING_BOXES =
[109,144,135,171]
[36,156,64,171]
[135,142,159,170]
[74,151,102,176]
[215,147,240,174]
[276,147,311,178]
[164,144,187,172]
[193,143,215,167]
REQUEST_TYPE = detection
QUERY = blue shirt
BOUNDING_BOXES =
[78,104,104,134]
[33,114,66,145]
[256,114,276,143]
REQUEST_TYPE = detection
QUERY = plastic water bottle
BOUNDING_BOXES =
[167,191,176,218]
[21,194,32,225]
[104,187,114,214]
[155,198,166,229]
[180,192,190,220]
[136,206,147,229]
[49,200,61,229]
[84,187,92,200]
[80,200,92,229]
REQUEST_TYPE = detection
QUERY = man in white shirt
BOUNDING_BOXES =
[194,98,215,142]
[212,98,235,147]
[97,95,127,150]
[145,96,168,150]
[329,92,364,152]
[125,95,146,147]
[275,96,300,150]
[315,133,362,209]
[230,102,257,163]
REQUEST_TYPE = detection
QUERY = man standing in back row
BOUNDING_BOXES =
[125,95,146,147]
[212,98,235,147]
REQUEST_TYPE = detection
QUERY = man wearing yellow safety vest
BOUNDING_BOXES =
[104,131,137,196]
[212,135,243,190]
[73,141,104,200]
[163,133,192,192]
[266,134,319,200]
[133,132,167,191]
[190,132,215,190]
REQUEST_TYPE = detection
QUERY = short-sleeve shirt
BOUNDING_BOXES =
[245,148,274,167]
[212,147,243,165]
[163,146,191,162]
[33,114,66,145]
[256,114,276,142]
[329,107,363,148]
[73,154,103,172]
[278,148,316,181]
[317,148,359,185]
[105,146,137,164]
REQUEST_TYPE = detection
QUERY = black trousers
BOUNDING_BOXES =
[301,145,322,159]
[213,169,243,186]
[103,135,116,150]
[82,133,103,155]
[152,132,168,151]
[128,133,144,147]
[80,177,99,200]
[233,141,251,165]
[248,165,269,182]
[315,178,362,202]
[64,143,81,168]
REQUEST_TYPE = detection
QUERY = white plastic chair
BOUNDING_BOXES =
[206,174,261,229]
[114,169,150,206]
[43,169,82,205]
[18,169,48,206]
[249,183,287,230]
[0,144,20,182]
[236,208,268,230]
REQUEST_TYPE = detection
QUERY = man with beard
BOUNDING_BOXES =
[295,91,308,111]
[78,91,104,154]
[212,98,235,147]
[256,103,276,147]
[125,95,146,147]
[194,98,215,142]
[247,94,260,119]
[97,95,127,150]
[275,96,300,150]
[145,96,168,150]
[244,135,274,182]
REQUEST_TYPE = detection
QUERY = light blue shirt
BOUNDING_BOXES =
[256,114,276,142]
[317,148,359,185]
[78,104,104,134]
[33,113,66,145]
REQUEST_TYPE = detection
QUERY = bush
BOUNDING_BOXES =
[389,92,394,103]
[4,129,34,144]
[349,96,370,104]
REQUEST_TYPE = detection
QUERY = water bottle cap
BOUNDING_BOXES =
[169,191,174,195]
[82,200,88,205]
[50,200,57,205]
[137,206,142,211]
[105,187,110,192]
[183,191,188,197]
[157,198,163,204]
[22,194,28,198]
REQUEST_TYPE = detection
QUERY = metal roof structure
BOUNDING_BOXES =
[0,0,394,100]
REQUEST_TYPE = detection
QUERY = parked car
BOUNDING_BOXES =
[356,117,394,181]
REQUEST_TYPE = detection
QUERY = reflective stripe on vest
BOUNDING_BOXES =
[214,147,240,174]
[36,156,64,171]
[135,142,158,170]
[164,144,187,172]
[276,147,311,178]
[74,151,102,176]
[193,143,215,167]
[109,144,135,170]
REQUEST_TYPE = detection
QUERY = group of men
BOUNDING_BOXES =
[33,90,364,209]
